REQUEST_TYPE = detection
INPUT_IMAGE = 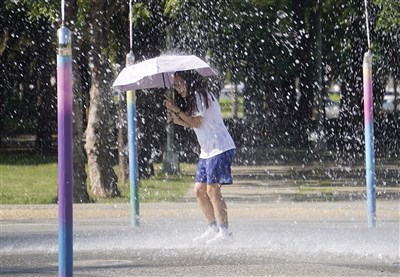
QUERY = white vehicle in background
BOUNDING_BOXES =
[219,82,244,99]
[324,98,340,119]
[382,92,400,113]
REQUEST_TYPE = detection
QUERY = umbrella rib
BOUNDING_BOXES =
[162,72,166,88]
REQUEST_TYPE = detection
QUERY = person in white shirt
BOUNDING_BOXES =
[164,71,236,245]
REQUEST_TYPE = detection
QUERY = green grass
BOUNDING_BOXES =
[292,179,335,187]
[0,151,194,205]
[219,97,244,118]
[1,161,58,204]
[297,187,336,194]
[95,169,193,204]
[328,93,341,103]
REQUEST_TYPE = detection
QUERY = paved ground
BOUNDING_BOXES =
[1,164,399,276]
[183,162,400,202]
[1,201,399,276]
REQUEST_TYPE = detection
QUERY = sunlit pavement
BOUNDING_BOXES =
[1,164,399,276]
[1,200,399,276]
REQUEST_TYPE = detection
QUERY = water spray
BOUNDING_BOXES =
[61,0,65,25]
[363,0,376,228]
[364,0,371,49]
[129,0,133,51]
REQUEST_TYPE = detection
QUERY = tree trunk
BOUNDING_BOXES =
[0,31,8,145]
[85,2,119,198]
[292,0,316,149]
[314,0,327,151]
[63,0,90,203]
[85,76,119,197]
[243,70,266,148]
[117,92,128,185]
[136,90,156,178]
[72,55,90,203]
[0,30,9,56]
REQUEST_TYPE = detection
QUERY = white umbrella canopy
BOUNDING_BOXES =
[112,54,217,91]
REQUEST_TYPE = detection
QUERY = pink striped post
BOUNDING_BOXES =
[57,25,73,276]
[363,51,376,228]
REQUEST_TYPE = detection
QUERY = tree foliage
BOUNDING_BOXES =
[1,0,399,195]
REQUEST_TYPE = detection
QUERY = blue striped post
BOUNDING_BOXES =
[57,25,73,276]
[363,51,376,228]
[126,52,139,226]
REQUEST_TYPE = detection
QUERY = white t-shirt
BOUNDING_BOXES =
[191,92,236,159]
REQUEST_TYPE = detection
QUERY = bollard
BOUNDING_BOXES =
[57,25,73,276]
[126,52,139,226]
[363,51,376,228]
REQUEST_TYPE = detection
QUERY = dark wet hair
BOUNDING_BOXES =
[174,71,212,116]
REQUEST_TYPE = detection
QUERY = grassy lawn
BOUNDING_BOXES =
[328,92,341,103]
[95,164,195,204]
[219,97,244,118]
[0,151,194,205]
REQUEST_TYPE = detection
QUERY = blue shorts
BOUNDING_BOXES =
[195,149,235,185]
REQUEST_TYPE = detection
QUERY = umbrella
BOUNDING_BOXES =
[112,54,216,91]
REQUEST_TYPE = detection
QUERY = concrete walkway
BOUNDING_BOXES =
[1,201,399,276]
[182,162,400,202]
[1,163,399,276]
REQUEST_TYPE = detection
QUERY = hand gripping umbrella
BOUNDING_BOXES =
[112,54,216,91]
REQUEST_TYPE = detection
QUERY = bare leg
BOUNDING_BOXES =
[194,182,216,223]
[207,184,228,225]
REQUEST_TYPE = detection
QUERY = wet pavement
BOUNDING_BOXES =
[1,164,399,276]
[183,163,400,202]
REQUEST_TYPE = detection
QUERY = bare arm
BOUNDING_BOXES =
[177,111,202,128]
[167,110,202,128]
[164,97,202,128]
